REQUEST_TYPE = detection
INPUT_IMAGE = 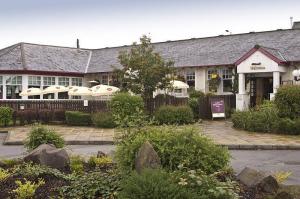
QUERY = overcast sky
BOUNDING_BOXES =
[0,0,300,49]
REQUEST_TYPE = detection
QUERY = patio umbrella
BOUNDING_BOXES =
[20,88,42,96]
[170,80,189,89]
[68,86,92,96]
[91,85,120,96]
[42,85,68,94]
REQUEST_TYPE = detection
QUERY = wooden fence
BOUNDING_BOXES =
[0,96,188,114]
[198,95,236,119]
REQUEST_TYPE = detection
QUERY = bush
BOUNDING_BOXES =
[25,124,65,150]
[110,92,145,128]
[13,178,45,199]
[0,106,13,127]
[119,169,198,199]
[59,170,121,199]
[275,85,300,119]
[155,105,194,124]
[231,101,279,133]
[115,126,229,174]
[189,89,205,99]
[91,112,117,128]
[188,98,199,119]
[65,111,92,126]
[0,168,10,182]
[70,156,84,175]
[273,118,300,135]
[88,156,113,168]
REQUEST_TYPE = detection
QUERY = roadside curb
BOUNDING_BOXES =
[222,144,300,150]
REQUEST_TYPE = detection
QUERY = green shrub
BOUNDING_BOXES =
[59,170,121,199]
[189,89,205,99]
[110,92,145,128]
[273,118,300,135]
[115,126,229,174]
[65,111,92,126]
[70,155,84,174]
[0,168,10,182]
[0,106,13,126]
[231,101,279,133]
[13,178,45,199]
[25,124,65,150]
[275,85,300,119]
[155,105,194,124]
[188,98,199,119]
[88,156,113,168]
[119,169,198,199]
[173,169,239,199]
[91,112,117,128]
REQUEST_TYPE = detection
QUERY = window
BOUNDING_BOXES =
[0,76,2,85]
[43,76,56,86]
[222,69,233,92]
[6,76,22,85]
[28,76,41,86]
[58,77,70,86]
[71,78,82,86]
[100,75,108,85]
[207,69,218,80]
[6,76,22,99]
[186,71,195,87]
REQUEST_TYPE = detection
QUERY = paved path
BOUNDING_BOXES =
[231,150,300,185]
[2,125,114,145]
[0,133,115,159]
[3,120,300,149]
[200,120,300,149]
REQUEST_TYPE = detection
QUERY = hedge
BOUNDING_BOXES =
[155,105,194,125]
[65,111,92,126]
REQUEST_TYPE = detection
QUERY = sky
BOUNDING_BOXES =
[0,0,300,49]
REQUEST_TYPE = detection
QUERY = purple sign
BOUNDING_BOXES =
[210,98,225,118]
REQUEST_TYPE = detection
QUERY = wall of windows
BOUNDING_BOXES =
[207,68,233,93]
[6,76,22,99]
[71,77,82,86]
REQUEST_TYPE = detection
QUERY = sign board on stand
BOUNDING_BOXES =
[210,98,225,119]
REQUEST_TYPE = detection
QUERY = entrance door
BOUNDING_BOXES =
[250,77,273,107]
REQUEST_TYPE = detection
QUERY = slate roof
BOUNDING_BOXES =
[0,43,91,73]
[1,28,300,74]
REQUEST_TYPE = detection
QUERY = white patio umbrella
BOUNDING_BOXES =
[20,88,42,96]
[68,86,92,96]
[42,85,68,94]
[91,85,120,96]
[170,80,189,89]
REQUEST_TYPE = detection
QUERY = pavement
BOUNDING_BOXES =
[3,121,300,150]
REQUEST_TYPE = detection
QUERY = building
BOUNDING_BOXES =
[1,23,300,110]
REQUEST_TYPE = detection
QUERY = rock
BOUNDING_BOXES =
[258,175,279,193]
[237,167,267,187]
[135,141,161,174]
[97,151,107,158]
[24,144,70,170]
[274,191,294,199]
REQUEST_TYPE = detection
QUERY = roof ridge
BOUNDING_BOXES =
[20,42,92,51]
[0,43,21,57]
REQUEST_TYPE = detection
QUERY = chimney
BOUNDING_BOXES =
[292,21,300,29]
[76,39,80,48]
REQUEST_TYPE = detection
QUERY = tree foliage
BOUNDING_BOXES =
[116,35,174,101]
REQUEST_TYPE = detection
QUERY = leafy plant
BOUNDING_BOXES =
[88,156,113,168]
[1,158,21,168]
[12,178,45,199]
[274,171,292,183]
[110,92,146,129]
[65,111,92,126]
[275,85,300,119]
[0,106,13,127]
[208,73,221,92]
[24,124,65,150]
[59,170,121,199]
[119,169,197,199]
[154,105,194,124]
[70,155,84,174]
[92,112,117,128]
[0,168,10,182]
[115,126,229,174]
[172,169,239,199]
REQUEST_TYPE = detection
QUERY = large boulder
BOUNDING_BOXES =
[135,141,161,173]
[24,144,70,170]
[237,167,267,187]
[237,167,279,194]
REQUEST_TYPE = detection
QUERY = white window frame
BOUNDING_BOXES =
[71,77,83,86]
[207,68,233,94]
[58,77,70,86]
[43,76,56,86]
[6,75,22,85]
[28,76,41,86]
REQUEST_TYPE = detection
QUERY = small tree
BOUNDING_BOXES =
[115,35,174,111]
